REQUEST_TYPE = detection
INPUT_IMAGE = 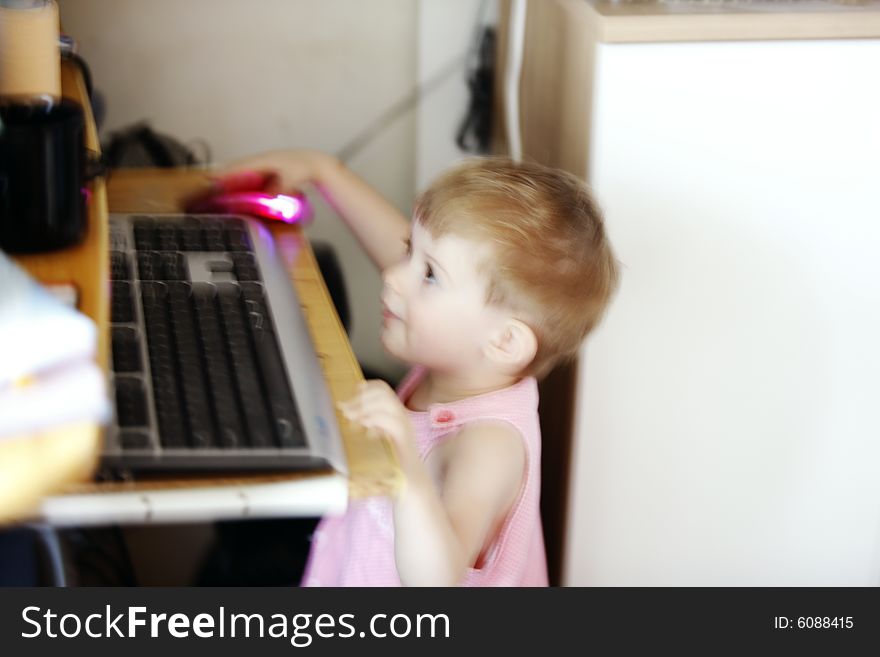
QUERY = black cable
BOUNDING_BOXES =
[335,0,493,163]
[334,54,467,164]
[456,26,495,154]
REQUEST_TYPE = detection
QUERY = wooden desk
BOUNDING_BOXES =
[1,60,399,526]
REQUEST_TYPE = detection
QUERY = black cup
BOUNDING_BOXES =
[0,98,87,254]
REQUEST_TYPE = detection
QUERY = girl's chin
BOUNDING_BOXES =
[381,339,426,369]
[380,332,404,359]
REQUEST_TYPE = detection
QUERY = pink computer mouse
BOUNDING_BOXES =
[186,190,311,224]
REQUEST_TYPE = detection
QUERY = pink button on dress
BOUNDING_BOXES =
[300,366,548,587]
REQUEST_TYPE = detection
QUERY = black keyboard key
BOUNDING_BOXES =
[232,253,259,281]
[141,282,188,448]
[192,285,247,449]
[110,251,130,280]
[249,320,306,447]
[160,252,189,281]
[224,225,252,252]
[133,218,157,251]
[180,218,206,251]
[157,224,180,251]
[243,288,306,448]
[223,218,246,231]
[137,251,189,281]
[111,281,135,323]
[138,251,160,281]
[217,285,275,448]
[115,377,148,427]
[203,220,226,251]
[167,282,216,448]
[112,327,142,373]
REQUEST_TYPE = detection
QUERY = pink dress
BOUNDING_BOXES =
[301,366,548,587]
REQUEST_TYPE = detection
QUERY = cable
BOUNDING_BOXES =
[504,0,528,162]
[456,29,494,153]
[335,0,493,164]
[335,54,467,164]
[32,524,67,587]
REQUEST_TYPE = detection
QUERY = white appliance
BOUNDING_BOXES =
[515,0,880,585]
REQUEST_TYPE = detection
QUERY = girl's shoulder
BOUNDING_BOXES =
[397,366,540,415]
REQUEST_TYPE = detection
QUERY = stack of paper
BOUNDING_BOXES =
[0,253,110,440]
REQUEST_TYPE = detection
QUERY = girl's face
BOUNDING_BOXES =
[380,221,505,373]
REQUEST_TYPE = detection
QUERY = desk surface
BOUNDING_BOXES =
[0,62,399,526]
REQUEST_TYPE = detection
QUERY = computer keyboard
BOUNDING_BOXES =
[103,214,347,478]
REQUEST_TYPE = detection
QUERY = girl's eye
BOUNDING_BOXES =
[403,238,412,257]
[423,264,436,284]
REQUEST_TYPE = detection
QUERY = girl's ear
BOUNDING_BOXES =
[485,319,538,374]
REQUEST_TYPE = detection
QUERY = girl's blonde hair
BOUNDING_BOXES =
[415,158,619,379]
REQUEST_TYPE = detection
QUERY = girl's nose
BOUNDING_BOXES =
[382,261,404,295]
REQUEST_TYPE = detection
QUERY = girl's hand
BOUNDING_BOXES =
[215,149,338,195]
[338,380,419,464]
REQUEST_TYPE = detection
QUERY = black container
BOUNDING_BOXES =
[0,98,87,253]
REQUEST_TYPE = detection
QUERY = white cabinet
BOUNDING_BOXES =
[516,0,880,585]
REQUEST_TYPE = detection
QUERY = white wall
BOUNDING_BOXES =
[60,0,492,379]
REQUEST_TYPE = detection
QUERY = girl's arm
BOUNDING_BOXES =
[221,150,410,271]
[341,381,525,587]
[392,422,525,587]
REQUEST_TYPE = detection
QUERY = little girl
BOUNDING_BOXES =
[222,152,619,586]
